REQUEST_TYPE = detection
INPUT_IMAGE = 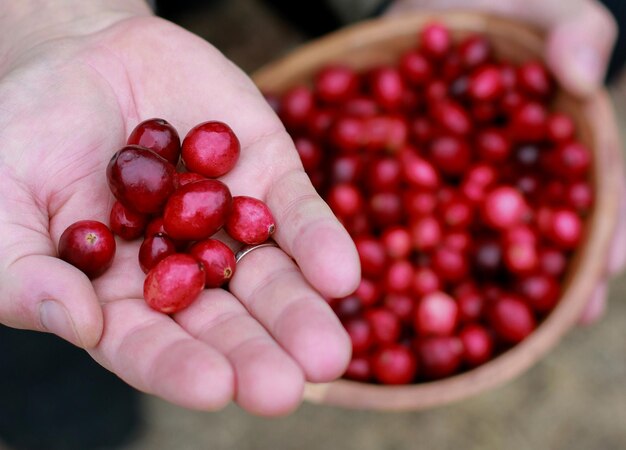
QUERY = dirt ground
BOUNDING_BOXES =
[126,1,624,448]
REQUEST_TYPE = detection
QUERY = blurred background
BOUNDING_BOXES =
[2,0,625,449]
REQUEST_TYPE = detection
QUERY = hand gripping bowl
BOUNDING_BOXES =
[253,12,622,411]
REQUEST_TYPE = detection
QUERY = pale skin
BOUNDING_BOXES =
[0,0,624,416]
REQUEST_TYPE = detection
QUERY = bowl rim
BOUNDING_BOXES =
[253,11,622,411]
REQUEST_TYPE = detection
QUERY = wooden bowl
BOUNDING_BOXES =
[253,12,622,411]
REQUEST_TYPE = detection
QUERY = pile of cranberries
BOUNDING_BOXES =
[58,119,276,314]
[267,22,593,384]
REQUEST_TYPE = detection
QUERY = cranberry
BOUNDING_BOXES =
[294,136,323,172]
[468,65,503,101]
[366,308,402,344]
[488,295,536,343]
[481,186,526,230]
[181,121,240,178]
[106,145,176,214]
[399,50,432,85]
[189,239,237,288]
[127,118,181,165]
[433,101,472,136]
[330,154,364,184]
[144,254,205,314]
[367,156,402,192]
[109,201,148,241]
[410,116,434,144]
[344,317,374,354]
[459,324,494,367]
[543,208,583,249]
[538,247,568,277]
[307,108,336,140]
[314,65,359,104]
[510,101,547,142]
[344,356,372,382]
[401,150,440,190]
[442,51,463,81]
[553,142,591,179]
[279,85,315,130]
[547,113,575,143]
[329,116,364,153]
[458,35,491,68]
[457,290,486,323]
[175,172,206,188]
[431,246,468,282]
[371,344,418,384]
[415,291,458,336]
[404,190,437,217]
[163,179,232,241]
[415,336,463,379]
[383,259,414,294]
[327,183,364,218]
[58,220,116,279]
[363,115,408,153]
[368,192,403,227]
[425,80,448,105]
[410,216,442,251]
[461,164,498,203]
[343,96,379,117]
[440,196,473,229]
[517,274,560,313]
[368,66,405,111]
[420,22,451,59]
[476,129,511,162]
[410,266,440,297]
[355,278,382,308]
[354,235,387,278]
[138,233,177,274]
[383,293,415,323]
[443,230,471,253]
[381,226,412,260]
[518,61,552,98]
[430,135,471,176]
[566,181,593,213]
[503,241,538,274]
[225,196,276,245]
[499,63,518,91]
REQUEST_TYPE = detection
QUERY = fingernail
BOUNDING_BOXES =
[568,46,604,93]
[39,300,82,346]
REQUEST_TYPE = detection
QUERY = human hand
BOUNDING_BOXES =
[386,0,626,324]
[0,1,359,415]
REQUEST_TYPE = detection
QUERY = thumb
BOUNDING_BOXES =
[0,255,104,348]
[545,1,617,96]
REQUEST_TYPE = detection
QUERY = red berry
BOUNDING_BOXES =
[476,128,511,162]
[383,293,415,323]
[143,254,205,314]
[381,226,412,260]
[411,266,441,297]
[355,236,387,278]
[369,66,405,111]
[547,113,575,143]
[109,200,148,241]
[459,324,493,367]
[181,121,240,178]
[410,216,442,251]
[138,233,177,274]
[163,179,232,241]
[189,239,237,288]
[420,22,451,59]
[368,192,403,227]
[458,35,491,68]
[106,145,176,214]
[415,291,458,336]
[517,274,560,313]
[518,61,552,98]
[280,86,315,130]
[344,356,372,382]
[544,208,583,249]
[327,183,364,218]
[415,336,462,379]
[225,196,276,245]
[503,241,538,274]
[468,65,503,101]
[355,278,382,308]
[433,100,472,136]
[383,259,414,294]
[331,295,362,320]
[538,247,568,277]
[344,317,374,354]
[399,50,433,85]
[367,156,402,192]
[488,295,536,343]
[314,65,359,104]
[553,142,591,179]
[127,118,181,165]
[457,290,486,323]
[366,308,402,344]
[329,116,365,153]
[371,344,418,384]
[58,220,116,279]
[430,135,471,176]
[401,150,440,190]
[175,172,206,188]
[431,246,468,282]
[510,101,547,142]
[481,186,526,230]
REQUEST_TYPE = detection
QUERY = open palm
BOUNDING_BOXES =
[0,15,360,415]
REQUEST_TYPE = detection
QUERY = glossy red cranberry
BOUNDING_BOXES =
[401,150,440,190]
[518,61,553,97]
[366,308,402,344]
[225,196,276,245]
[488,294,536,343]
[344,317,374,354]
[442,51,463,81]
[547,113,575,143]
[314,65,359,104]
[457,290,486,323]
[371,344,418,384]
[368,66,405,111]
[163,179,232,241]
[363,115,408,153]
[415,336,463,379]
[444,230,471,253]
[381,226,412,260]
[432,246,468,282]
[500,90,525,116]
[544,208,583,249]
[138,233,177,274]
[109,200,148,241]
[458,35,491,68]
[461,164,498,203]
[430,135,471,176]
[344,356,372,382]
[143,254,205,314]
[307,108,336,140]
[58,220,116,279]
[189,239,237,288]
[503,241,538,274]
[384,259,414,294]
[327,183,364,218]
[412,266,442,297]
[399,50,433,85]
[293,136,323,172]
[425,80,448,105]
[468,65,503,101]
[415,291,458,336]
[503,224,538,246]
[499,63,518,91]
[517,274,560,313]
[367,156,402,191]
[419,22,451,59]
[410,116,434,144]
[566,181,593,213]
[181,121,240,178]
[553,142,591,179]
[459,324,493,367]
[127,118,181,165]
[538,247,568,277]
[107,145,176,214]
[144,217,185,250]
[481,186,526,230]
[383,293,415,323]
[329,116,364,153]
[343,96,379,117]
[476,128,511,162]
[355,278,382,308]
[368,192,404,227]
[433,101,471,136]
[175,172,205,188]
[510,101,547,142]
[440,196,473,229]
[404,190,437,217]
[279,85,315,130]
[410,216,442,251]
[354,235,387,278]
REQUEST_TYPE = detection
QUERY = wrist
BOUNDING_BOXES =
[0,0,152,67]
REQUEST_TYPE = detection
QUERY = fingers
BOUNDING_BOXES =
[545,1,617,96]
[175,289,305,416]
[89,298,235,411]
[266,167,361,299]
[228,245,352,383]
[578,281,608,326]
[607,183,626,275]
